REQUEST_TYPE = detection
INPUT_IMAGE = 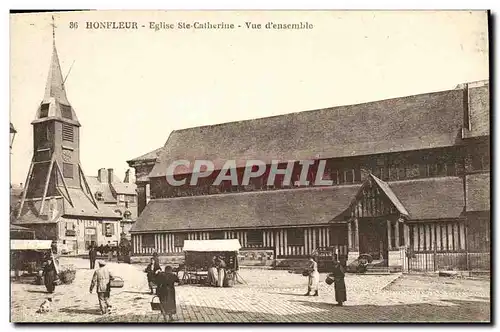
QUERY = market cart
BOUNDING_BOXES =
[10,240,57,279]
[181,239,242,286]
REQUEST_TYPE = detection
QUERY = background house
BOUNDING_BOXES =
[87,168,138,240]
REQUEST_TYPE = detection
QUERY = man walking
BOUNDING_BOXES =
[89,245,97,269]
[89,261,115,315]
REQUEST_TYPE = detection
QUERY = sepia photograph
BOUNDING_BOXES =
[9,10,490,323]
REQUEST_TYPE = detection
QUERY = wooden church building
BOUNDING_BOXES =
[129,80,490,272]
[12,30,121,254]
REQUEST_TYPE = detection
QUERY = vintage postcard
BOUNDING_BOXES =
[10,10,490,323]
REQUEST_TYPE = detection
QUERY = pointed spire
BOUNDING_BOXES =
[43,16,70,106]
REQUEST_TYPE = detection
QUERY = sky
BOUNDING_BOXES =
[9,10,489,185]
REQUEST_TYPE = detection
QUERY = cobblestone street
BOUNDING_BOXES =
[11,258,490,323]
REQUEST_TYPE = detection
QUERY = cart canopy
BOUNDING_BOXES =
[10,240,52,251]
[183,239,241,252]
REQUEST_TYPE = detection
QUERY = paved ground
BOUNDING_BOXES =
[11,257,490,323]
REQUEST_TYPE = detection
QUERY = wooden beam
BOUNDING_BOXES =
[354,218,359,250]
[347,221,352,249]
[39,156,55,215]
[17,159,35,219]
[387,219,392,250]
[78,163,99,208]
[54,162,73,207]
[394,219,400,248]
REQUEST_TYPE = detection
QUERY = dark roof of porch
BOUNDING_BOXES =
[389,177,465,220]
[130,185,360,233]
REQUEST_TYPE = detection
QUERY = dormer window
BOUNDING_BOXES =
[95,191,104,201]
[60,104,72,120]
[40,104,49,118]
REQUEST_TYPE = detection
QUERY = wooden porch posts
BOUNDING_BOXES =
[346,218,360,265]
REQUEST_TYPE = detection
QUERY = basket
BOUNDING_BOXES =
[110,277,124,288]
[59,270,76,284]
[325,276,334,285]
[150,296,161,311]
[302,270,310,277]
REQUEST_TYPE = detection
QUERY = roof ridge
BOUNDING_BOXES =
[150,184,362,202]
[171,86,464,134]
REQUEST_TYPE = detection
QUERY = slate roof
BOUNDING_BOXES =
[87,176,117,203]
[131,176,467,233]
[111,182,137,195]
[465,173,490,212]
[127,147,163,163]
[14,187,121,225]
[130,185,361,232]
[389,177,465,220]
[149,87,466,177]
[32,41,80,126]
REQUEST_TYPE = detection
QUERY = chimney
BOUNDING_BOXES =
[107,168,114,183]
[97,168,107,183]
[124,169,130,183]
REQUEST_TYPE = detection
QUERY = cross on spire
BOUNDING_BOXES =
[51,15,56,45]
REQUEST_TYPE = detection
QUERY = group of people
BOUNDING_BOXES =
[305,255,347,306]
[207,255,227,287]
[144,253,179,322]
[88,243,119,267]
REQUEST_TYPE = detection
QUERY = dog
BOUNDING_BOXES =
[36,298,52,313]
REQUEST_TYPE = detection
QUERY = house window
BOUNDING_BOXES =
[174,233,187,247]
[62,123,74,142]
[65,221,76,236]
[40,103,49,118]
[102,223,115,237]
[142,234,155,248]
[287,228,305,246]
[60,104,72,119]
[209,231,225,240]
[63,163,73,178]
[247,230,263,246]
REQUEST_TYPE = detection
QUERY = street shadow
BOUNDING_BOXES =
[290,300,334,310]
[269,292,303,296]
[27,290,51,294]
[123,291,151,295]
[59,307,102,315]
[93,299,490,323]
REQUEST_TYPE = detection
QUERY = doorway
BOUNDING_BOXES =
[358,218,388,262]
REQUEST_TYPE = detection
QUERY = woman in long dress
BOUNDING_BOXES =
[305,256,320,296]
[207,256,218,287]
[216,256,226,288]
[156,265,179,322]
[331,260,347,306]
[43,258,57,294]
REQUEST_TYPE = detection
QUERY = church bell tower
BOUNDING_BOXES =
[17,17,97,219]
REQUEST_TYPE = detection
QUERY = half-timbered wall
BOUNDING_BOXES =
[131,226,345,257]
[408,221,466,252]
